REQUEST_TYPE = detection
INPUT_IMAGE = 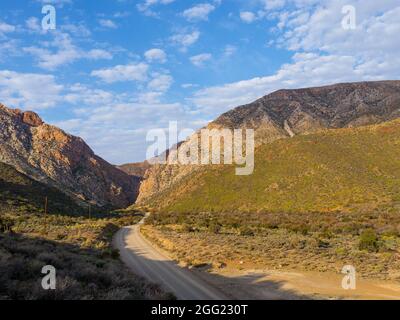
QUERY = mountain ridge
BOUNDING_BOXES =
[137,80,400,204]
[0,103,139,208]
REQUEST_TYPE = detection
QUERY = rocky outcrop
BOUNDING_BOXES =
[137,80,400,204]
[0,103,138,208]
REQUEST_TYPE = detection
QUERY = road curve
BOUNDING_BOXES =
[113,219,228,300]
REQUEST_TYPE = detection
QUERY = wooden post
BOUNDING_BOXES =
[44,196,48,216]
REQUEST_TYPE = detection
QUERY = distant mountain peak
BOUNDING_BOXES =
[210,80,400,143]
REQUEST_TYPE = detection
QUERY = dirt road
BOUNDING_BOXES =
[113,223,228,300]
[114,218,400,300]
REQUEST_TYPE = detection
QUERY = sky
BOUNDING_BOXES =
[0,0,399,164]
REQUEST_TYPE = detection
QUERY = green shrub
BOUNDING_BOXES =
[381,235,398,251]
[359,229,379,252]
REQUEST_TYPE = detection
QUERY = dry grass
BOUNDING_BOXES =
[143,210,400,281]
[0,210,173,300]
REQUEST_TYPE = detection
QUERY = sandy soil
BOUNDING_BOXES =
[193,267,400,300]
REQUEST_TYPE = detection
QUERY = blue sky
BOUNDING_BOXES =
[0,0,399,163]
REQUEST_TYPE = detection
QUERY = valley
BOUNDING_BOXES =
[1,81,400,300]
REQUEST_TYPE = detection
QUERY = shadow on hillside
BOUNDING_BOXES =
[0,180,147,219]
[0,180,87,216]
[0,231,169,300]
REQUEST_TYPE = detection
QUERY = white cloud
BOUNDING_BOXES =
[0,39,19,61]
[275,1,400,55]
[99,19,118,29]
[64,83,115,105]
[169,30,200,51]
[0,21,15,34]
[91,63,149,83]
[147,74,173,92]
[181,83,198,89]
[0,70,64,109]
[35,0,72,7]
[144,48,167,63]
[137,91,164,104]
[239,10,267,24]
[138,0,176,9]
[25,17,41,32]
[137,0,176,16]
[223,45,237,57]
[190,53,212,67]
[61,23,91,37]
[182,3,216,22]
[56,100,194,163]
[240,11,256,23]
[23,33,112,70]
[191,1,400,115]
[87,49,113,60]
[113,11,131,18]
[260,0,286,10]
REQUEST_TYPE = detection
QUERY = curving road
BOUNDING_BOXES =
[113,217,228,300]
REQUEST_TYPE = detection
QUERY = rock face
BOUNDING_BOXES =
[117,161,152,179]
[0,103,138,208]
[137,80,400,204]
[22,111,44,127]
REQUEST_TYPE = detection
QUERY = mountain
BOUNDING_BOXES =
[211,80,400,140]
[145,118,400,213]
[0,103,138,208]
[137,80,400,204]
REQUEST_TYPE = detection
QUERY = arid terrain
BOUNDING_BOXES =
[2,81,400,300]
[140,219,400,300]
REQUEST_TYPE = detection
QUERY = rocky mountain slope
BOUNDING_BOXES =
[147,118,400,213]
[0,104,138,208]
[137,80,400,204]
